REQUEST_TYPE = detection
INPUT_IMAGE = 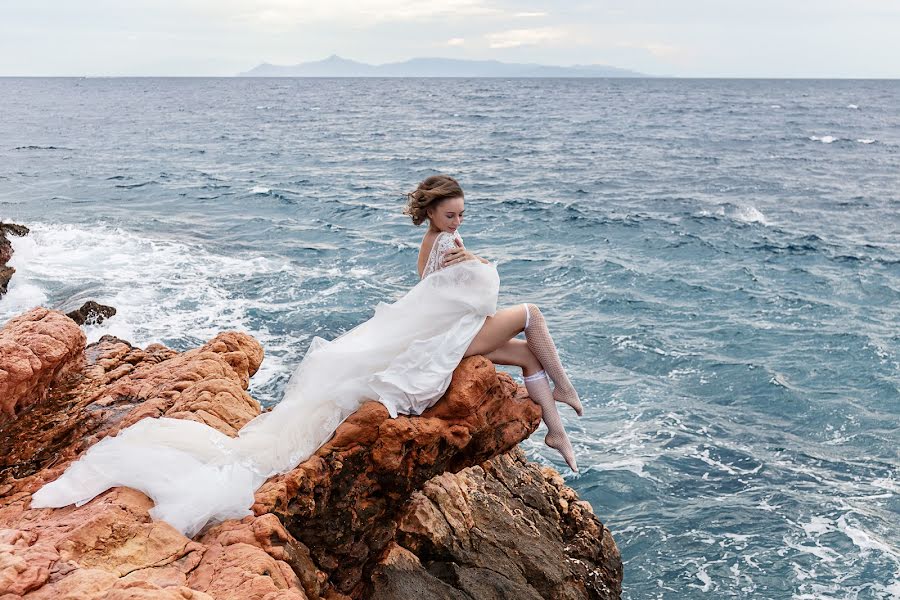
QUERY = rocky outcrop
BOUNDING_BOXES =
[252,358,544,597]
[0,308,86,426]
[0,222,29,297]
[374,448,622,599]
[65,301,117,326]
[0,307,622,599]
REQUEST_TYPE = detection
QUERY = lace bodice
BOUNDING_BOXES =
[421,230,464,279]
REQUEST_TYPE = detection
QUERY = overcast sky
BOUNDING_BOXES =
[2,0,898,77]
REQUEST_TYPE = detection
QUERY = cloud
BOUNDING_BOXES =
[485,26,566,49]
[514,11,547,18]
[614,40,696,64]
[447,37,465,46]
[203,0,501,29]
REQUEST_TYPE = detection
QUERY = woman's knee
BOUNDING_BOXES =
[512,339,542,373]
[523,303,544,329]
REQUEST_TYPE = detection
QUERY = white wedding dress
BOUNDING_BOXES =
[30,231,499,538]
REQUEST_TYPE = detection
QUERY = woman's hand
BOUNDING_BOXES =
[442,238,480,267]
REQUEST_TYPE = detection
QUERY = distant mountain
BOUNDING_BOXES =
[238,55,647,77]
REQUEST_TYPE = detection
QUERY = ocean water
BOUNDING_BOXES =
[1,77,898,598]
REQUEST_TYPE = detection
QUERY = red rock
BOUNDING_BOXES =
[0,307,622,599]
[0,308,85,425]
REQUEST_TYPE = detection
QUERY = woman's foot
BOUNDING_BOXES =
[552,382,583,417]
[545,431,578,472]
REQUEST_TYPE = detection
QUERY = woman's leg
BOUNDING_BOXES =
[479,336,579,471]
[462,305,527,358]
[465,303,582,415]
[482,338,543,377]
[523,303,583,416]
[524,370,578,471]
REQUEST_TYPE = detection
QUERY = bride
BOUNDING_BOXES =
[30,174,582,538]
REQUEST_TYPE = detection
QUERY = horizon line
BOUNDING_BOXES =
[1,75,899,80]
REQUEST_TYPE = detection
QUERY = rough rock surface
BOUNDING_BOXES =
[374,447,622,599]
[253,358,545,597]
[0,308,86,426]
[0,307,623,599]
[0,222,29,297]
[65,301,118,326]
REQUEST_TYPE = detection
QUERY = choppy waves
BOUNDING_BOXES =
[1,77,899,599]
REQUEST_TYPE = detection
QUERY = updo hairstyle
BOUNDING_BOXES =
[402,175,464,226]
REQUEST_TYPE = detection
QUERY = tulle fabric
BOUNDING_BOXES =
[30,232,499,538]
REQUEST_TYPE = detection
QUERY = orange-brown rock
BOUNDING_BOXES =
[0,307,622,599]
[0,307,85,426]
[252,358,543,597]
[0,310,289,600]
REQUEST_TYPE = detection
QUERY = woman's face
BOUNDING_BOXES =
[427,196,465,233]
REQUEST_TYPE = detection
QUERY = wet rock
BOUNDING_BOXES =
[0,222,29,297]
[66,301,118,326]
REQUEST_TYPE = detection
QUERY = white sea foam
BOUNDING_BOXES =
[611,334,690,357]
[732,205,769,225]
[250,186,271,194]
[871,476,899,493]
[0,222,304,400]
[784,537,841,563]
[874,579,900,600]
[801,515,835,537]
[836,515,900,560]
[847,104,859,109]
[594,456,651,478]
[857,138,876,144]
[757,498,779,511]
[693,564,713,592]
[691,447,762,476]
[666,367,701,380]
[809,135,837,144]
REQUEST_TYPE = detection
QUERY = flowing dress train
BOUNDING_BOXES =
[30,231,499,537]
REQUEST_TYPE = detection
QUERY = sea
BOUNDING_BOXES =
[0,77,898,599]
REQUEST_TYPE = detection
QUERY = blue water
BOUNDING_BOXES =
[1,77,898,598]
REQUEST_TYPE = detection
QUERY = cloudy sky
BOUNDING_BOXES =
[2,0,898,77]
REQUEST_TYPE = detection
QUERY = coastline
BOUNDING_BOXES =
[0,305,622,598]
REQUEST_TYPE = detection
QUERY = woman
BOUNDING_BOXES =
[30,174,581,539]
[407,175,581,472]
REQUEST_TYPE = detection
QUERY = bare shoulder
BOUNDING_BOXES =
[419,230,439,253]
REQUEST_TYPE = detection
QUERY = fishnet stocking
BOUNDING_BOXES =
[524,370,578,471]
[523,303,583,416]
